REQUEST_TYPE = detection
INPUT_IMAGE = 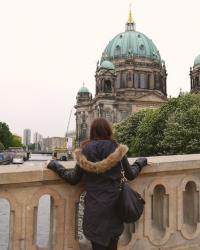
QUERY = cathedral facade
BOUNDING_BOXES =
[190,55,200,93]
[75,11,168,144]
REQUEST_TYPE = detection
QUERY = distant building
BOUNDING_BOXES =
[42,137,66,152]
[66,131,76,151]
[190,55,200,93]
[23,129,31,146]
[33,132,43,151]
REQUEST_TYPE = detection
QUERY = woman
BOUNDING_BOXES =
[47,118,147,250]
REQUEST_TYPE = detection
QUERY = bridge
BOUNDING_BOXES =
[0,154,200,249]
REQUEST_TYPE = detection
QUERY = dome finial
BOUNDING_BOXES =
[126,4,135,31]
[128,4,133,24]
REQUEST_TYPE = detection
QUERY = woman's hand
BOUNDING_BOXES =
[135,157,148,168]
[43,160,51,169]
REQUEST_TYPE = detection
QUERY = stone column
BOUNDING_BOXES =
[113,104,118,123]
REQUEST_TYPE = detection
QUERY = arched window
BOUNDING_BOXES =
[139,44,145,56]
[80,123,87,140]
[104,111,112,122]
[121,72,126,88]
[195,76,199,86]
[128,72,132,81]
[114,45,121,57]
[104,80,112,92]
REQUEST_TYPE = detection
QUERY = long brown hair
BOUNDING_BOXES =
[80,118,115,148]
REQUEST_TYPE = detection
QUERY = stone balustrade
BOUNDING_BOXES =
[1,154,200,249]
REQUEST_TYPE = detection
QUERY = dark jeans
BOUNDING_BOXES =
[91,238,118,250]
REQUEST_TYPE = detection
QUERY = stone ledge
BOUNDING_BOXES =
[0,153,200,184]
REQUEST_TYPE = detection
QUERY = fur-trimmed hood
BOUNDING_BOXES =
[74,144,128,173]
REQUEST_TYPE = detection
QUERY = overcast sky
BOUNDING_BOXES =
[0,0,200,139]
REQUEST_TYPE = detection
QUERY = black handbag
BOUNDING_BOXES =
[117,161,145,223]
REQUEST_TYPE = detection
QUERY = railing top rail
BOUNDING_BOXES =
[1,153,200,185]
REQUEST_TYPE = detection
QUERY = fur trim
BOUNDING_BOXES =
[74,144,128,173]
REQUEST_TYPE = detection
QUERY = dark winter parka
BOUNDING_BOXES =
[47,140,146,247]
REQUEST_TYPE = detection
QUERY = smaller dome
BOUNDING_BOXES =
[100,60,115,70]
[78,86,89,93]
[194,54,200,66]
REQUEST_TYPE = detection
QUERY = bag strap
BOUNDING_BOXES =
[120,161,127,184]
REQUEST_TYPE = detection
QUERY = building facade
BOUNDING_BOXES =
[42,137,66,152]
[33,132,43,151]
[23,129,31,146]
[190,54,200,93]
[75,11,168,144]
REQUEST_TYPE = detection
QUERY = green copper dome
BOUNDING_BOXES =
[102,31,161,62]
[78,86,89,93]
[194,54,200,66]
[100,60,115,70]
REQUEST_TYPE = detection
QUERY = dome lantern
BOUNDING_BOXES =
[125,7,135,31]
[78,83,90,94]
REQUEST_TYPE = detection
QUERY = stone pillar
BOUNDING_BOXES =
[113,104,118,123]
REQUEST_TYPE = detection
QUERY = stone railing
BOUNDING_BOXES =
[1,154,200,249]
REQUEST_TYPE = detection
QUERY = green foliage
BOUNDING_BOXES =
[0,141,5,150]
[114,93,200,156]
[28,143,36,151]
[11,135,23,147]
[132,97,179,156]
[132,109,160,156]
[113,109,148,155]
[161,100,200,154]
[0,121,23,149]
[0,122,12,148]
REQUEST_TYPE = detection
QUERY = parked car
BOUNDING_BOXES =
[4,147,28,163]
[12,155,24,164]
[0,153,11,165]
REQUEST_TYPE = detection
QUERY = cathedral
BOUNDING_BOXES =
[190,55,200,93]
[74,10,199,143]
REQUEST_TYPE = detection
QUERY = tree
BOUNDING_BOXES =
[161,105,200,154]
[11,135,23,147]
[114,109,148,155]
[114,93,200,156]
[28,143,36,151]
[131,97,179,156]
[0,141,5,151]
[0,122,12,148]
[132,109,160,156]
